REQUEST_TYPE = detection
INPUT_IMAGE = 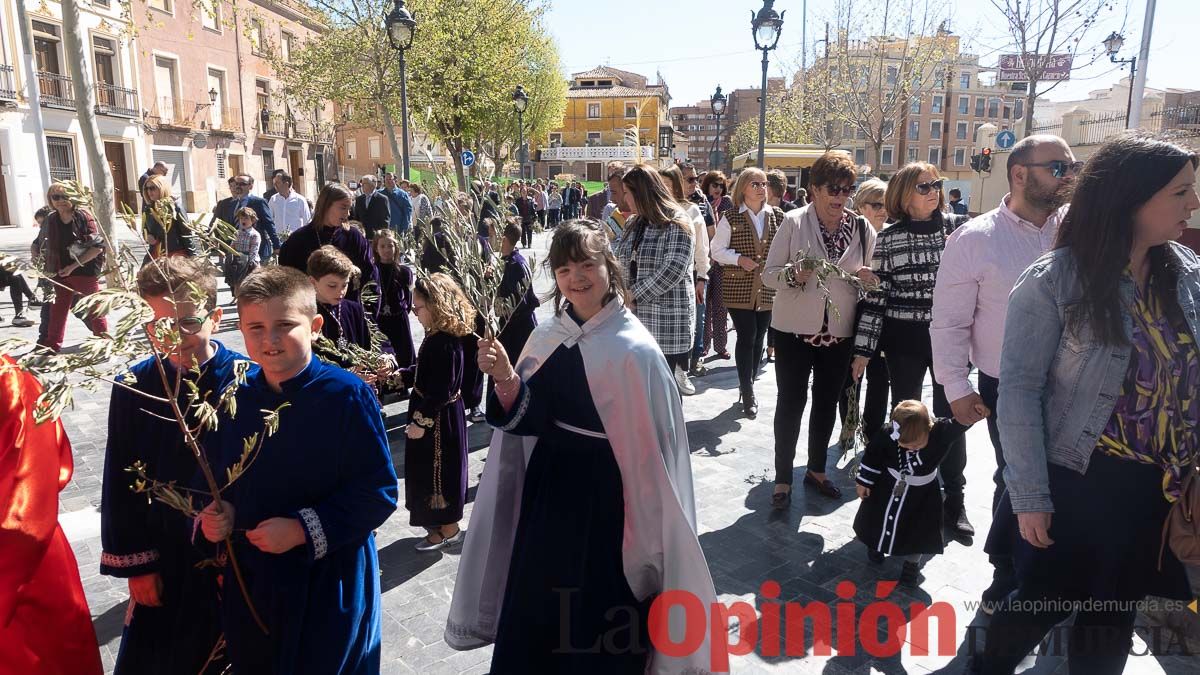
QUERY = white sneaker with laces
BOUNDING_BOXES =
[674,366,696,396]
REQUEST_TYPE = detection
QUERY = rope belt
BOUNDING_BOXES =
[553,419,607,439]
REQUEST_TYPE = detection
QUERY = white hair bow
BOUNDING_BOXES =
[890,421,901,442]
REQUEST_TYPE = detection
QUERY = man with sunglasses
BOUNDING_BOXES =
[931,134,1077,611]
[213,175,280,261]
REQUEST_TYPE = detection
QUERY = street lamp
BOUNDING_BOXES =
[751,0,784,168]
[512,84,529,179]
[710,85,727,170]
[385,0,417,179]
[1104,31,1137,129]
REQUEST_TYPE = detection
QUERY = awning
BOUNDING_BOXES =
[730,144,832,170]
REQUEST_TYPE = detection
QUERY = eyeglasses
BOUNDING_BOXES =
[146,310,215,336]
[49,194,69,202]
[863,201,885,210]
[749,181,769,190]
[824,184,856,197]
[1022,160,1084,179]
[686,176,700,183]
[915,179,945,195]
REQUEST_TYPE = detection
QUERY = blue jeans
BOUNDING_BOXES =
[692,282,706,359]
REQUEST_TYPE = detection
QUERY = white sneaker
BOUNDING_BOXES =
[10,313,34,328]
[674,366,696,396]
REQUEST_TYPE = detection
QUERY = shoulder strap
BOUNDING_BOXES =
[858,216,869,267]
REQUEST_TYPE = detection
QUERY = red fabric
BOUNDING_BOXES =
[0,355,103,675]
[39,275,109,353]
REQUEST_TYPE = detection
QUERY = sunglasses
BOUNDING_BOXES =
[686,176,700,183]
[49,194,69,202]
[825,184,856,197]
[915,179,945,195]
[863,201,885,210]
[1022,160,1084,179]
[146,310,215,337]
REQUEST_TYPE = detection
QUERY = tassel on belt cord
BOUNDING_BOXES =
[412,389,462,509]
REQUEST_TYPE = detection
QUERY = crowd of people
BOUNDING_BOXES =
[2,130,1198,675]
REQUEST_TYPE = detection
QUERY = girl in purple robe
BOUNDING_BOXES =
[397,273,473,552]
[372,230,416,369]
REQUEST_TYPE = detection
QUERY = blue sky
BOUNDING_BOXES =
[543,0,1198,107]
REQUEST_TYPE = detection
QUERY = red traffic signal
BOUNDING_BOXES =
[982,147,992,156]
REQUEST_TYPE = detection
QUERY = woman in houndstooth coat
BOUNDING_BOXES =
[612,166,696,388]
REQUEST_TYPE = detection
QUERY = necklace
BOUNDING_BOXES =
[379,264,396,316]
[324,302,348,350]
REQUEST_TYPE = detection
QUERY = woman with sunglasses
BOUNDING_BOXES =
[710,168,784,417]
[37,183,109,354]
[763,151,875,506]
[140,175,199,259]
[851,163,971,533]
[701,171,733,361]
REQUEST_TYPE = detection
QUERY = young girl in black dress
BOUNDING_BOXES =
[853,400,980,586]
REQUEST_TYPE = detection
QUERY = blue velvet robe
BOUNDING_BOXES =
[208,356,398,674]
[100,341,248,675]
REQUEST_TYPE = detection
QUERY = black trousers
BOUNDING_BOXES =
[978,591,1136,675]
[977,372,1005,510]
[520,220,534,247]
[727,308,771,391]
[0,269,34,314]
[773,332,854,481]
[664,352,690,372]
[887,350,966,500]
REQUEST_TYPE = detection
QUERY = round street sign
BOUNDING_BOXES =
[996,130,1017,150]
[461,150,476,167]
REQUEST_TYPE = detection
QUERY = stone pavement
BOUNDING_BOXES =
[0,225,1194,674]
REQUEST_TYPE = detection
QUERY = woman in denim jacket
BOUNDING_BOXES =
[977,135,1200,674]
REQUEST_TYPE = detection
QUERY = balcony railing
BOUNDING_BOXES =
[291,121,314,142]
[538,145,655,161]
[207,106,243,133]
[259,115,287,137]
[95,83,138,118]
[37,72,74,108]
[0,65,16,102]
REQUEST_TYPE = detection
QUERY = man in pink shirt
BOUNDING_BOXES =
[931,134,1079,607]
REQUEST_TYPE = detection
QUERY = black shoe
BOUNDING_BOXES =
[740,387,758,419]
[899,561,923,586]
[952,508,976,537]
[771,489,791,510]
[803,470,842,498]
[867,549,884,564]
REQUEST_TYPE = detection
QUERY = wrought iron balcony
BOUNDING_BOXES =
[95,83,138,118]
[0,65,16,102]
[37,72,74,109]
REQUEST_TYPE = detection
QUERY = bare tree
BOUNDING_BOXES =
[61,0,116,241]
[990,0,1120,133]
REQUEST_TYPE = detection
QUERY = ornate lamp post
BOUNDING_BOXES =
[512,84,529,179]
[710,85,727,171]
[385,0,417,179]
[1103,32,1137,129]
[751,0,784,168]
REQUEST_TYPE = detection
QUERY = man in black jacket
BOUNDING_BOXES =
[353,175,390,238]
[212,175,280,259]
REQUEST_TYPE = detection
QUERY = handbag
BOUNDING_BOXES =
[1159,457,1200,569]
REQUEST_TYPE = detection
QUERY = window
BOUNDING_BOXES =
[32,21,61,76]
[207,69,226,128]
[216,150,227,179]
[881,146,894,166]
[1014,99,1025,119]
[954,147,967,166]
[94,0,110,7]
[854,148,866,165]
[586,131,601,145]
[262,149,275,178]
[960,72,971,89]
[988,98,1000,117]
[46,136,77,182]
[930,121,942,139]
[255,79,270,112]
[92,36,117,86]
[548,132,562,146]
[250,19,264,54]
[201,0,220,31]
[345,139,356,160]
[932,96,943,114]
[956,121,968,140]
[281,32,294,62]
[1003,104,1012,119]
[973,122,983,140]
[856,126,866,140]
[882,120,895,138]
[148,0,172,12]
[886,66,898,86]
[586,102,601,119]
[928,147,941,165]
[548,164,563,178]
[625,102,638,119]
[153,55,179,123]
[975,97,985,117]
[368,136,381,159]
[908,120,919,141]
[958,95,969,114]
[907,147,919,162]
[910,97,921,114]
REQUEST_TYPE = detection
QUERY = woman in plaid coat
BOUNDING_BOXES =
[613,166,696,391]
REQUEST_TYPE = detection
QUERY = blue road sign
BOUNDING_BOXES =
[996,130,1017,150]
[461,150,476,167]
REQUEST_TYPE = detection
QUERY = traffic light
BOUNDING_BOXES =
[980,147,993,173]
[970,154,981,171]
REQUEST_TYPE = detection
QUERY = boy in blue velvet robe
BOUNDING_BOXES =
[199,266,399,674]
[101,257,247,674]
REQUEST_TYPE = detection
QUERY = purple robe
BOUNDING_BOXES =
[318,299,372,351]
[497,249,539,362]
[376,263,417,369]
[280,224,378,304]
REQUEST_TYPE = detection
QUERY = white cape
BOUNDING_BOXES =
[445,297,722,674]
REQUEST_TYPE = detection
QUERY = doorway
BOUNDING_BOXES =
[585,162,602,182]
[287,148,304,194]
[105,141,134,213]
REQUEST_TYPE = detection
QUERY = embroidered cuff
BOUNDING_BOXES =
[498,383,531,432]
[100,549,160,576]
[297,508,328,560]
[413,410,436,428]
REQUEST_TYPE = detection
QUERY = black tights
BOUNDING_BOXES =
[727,308,771,391]
[0,270,35,314]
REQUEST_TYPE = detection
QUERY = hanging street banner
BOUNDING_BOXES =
[997,54,1073,83]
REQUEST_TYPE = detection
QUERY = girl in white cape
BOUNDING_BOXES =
[446,220,723,674]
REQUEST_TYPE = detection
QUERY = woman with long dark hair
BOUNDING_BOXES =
[851,162,971,533]
[976,135,1200,674]
[710,168,784,417]
[446,220,718,673]
[612,166,696,390]
[278,183,376,303]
